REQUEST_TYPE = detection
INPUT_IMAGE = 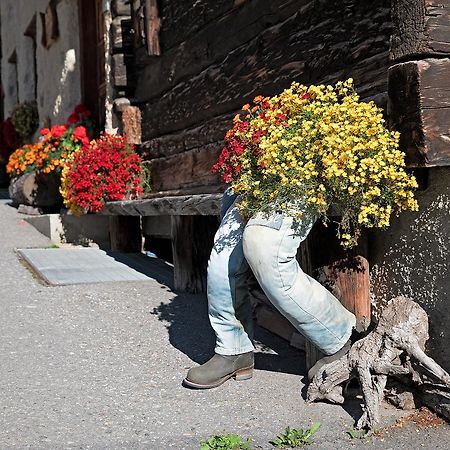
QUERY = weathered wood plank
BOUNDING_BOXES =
[149,144,222,191]
[100,193,222,216]
[122,105,142,144]
[143,186,225,197]
[136,0,306,100]
[388,58,450,167]
[391,0,450,61]
[158,0,234,52]
[140,112,233,159]
[145,0,161,55]
[171,215,219,293]
[140,0,391,139]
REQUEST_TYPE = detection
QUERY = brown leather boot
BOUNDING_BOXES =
[183,352,254,389]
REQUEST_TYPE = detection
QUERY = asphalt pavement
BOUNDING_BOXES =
[0,198,449,449]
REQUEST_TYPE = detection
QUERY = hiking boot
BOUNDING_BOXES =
[183,351,254,389]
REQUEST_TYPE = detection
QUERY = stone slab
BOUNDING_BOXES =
[25,213,111,248]
[17,248,173,286]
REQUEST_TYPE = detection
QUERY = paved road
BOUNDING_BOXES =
[0,199,449,449]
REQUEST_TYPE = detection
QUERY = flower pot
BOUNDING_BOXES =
[9,171,62,208]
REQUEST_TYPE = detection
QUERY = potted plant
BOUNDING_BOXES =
[60,132,143,214]
[6,124,89,208]
[213,79,419,248]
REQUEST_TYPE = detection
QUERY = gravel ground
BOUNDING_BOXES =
[0,199,449,449]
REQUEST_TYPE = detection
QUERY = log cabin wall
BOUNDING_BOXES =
[132,0,393,193]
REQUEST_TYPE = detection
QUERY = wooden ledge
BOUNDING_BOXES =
[100,193,222,216]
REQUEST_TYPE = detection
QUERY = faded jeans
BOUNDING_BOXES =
[208,189,356,356]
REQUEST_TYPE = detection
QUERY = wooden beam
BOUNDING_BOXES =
[391,0,450,61]
[145,0,161,55]
[171,215,219,293]
[149,144,222,192]
[100,193,222,217]
[140,112,234,159]
[122,106,142,145]
[388,58,450,167]
[109,216,142,252]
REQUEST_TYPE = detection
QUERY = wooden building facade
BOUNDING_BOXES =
[109,0,450,370]
[132,0,393,192]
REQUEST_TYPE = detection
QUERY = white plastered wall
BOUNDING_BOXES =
[0,0,81,127]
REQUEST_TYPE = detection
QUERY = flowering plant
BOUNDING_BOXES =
[60,133,143,214]
[213,80,419,248]
[66,104,95,137]
[6,124,89,177]
[11,101,39,140]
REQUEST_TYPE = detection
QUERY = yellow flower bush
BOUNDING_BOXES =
[213,80,419,248]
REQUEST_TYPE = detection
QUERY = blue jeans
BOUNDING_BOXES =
[208,189,356,356]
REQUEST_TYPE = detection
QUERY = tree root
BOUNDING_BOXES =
[306,296,450,430]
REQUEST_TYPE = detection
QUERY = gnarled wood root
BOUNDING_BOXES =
[306,296,450,430]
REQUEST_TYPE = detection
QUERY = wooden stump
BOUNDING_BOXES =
[307,296,450,430]
[109,216,142,252]
[171,215,219,293]
[9,172,62,207]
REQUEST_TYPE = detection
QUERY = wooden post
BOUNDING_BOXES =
[122,105,142,145]
[302,219,370,370]
[171,215,219,293]
[109,216,142,252]
[145,0,161,56]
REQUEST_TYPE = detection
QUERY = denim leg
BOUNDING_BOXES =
[242,210,356,355]
[208,198,255,356]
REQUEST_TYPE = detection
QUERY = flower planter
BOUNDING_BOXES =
[9,171,62,208]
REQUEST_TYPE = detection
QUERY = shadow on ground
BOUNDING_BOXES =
[151,292,307,377]
[151,291,367,424]
[108,252,175,287]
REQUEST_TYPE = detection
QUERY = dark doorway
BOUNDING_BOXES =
[79,0,106,131]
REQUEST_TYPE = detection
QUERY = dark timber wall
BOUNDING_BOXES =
[133,0,392,193]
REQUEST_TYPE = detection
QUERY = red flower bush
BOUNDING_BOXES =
[60,133,143,214]
[66,104,95,138]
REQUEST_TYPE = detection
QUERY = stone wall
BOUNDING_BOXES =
[0,0,81,126]
[370,167,450,371]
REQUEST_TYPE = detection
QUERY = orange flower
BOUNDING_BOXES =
[242,104,250,111]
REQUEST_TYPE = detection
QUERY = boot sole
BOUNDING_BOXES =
[182,365,254,389]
